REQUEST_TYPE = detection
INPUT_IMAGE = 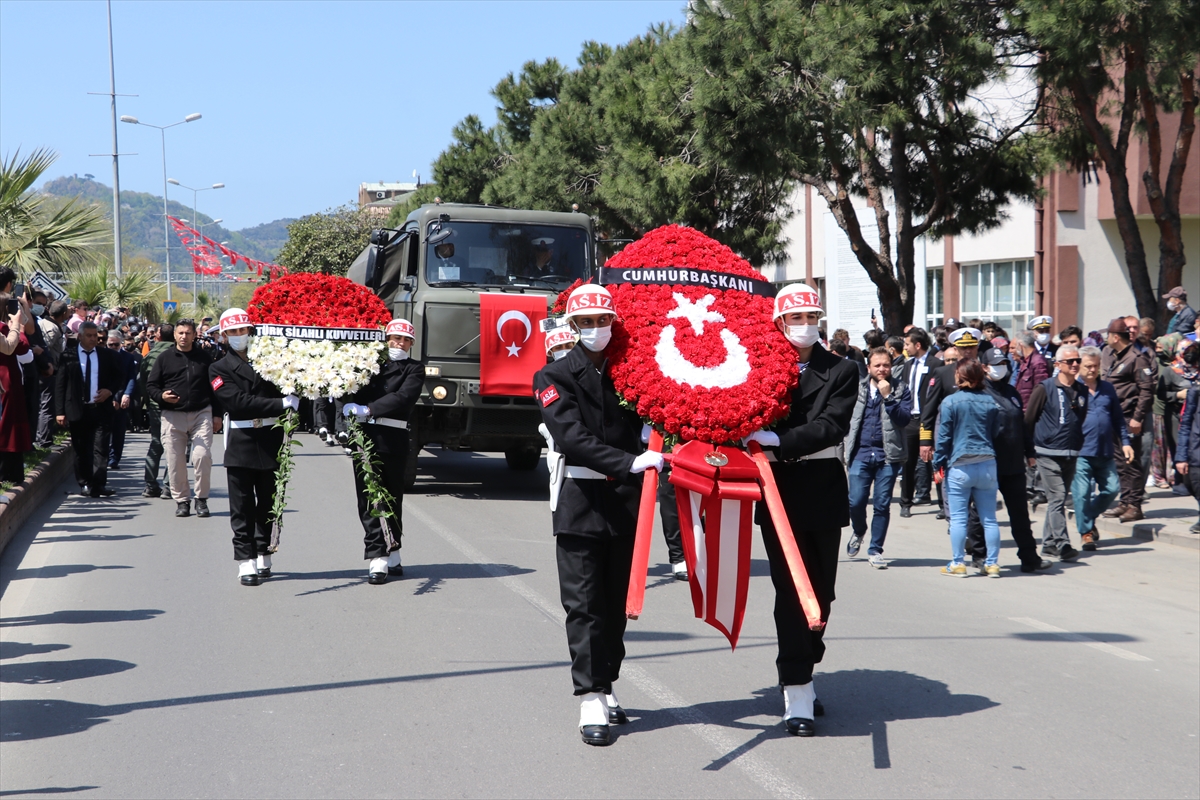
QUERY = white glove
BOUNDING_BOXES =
[342,403,361,418]
[640,423,652,444]
[282,395,300,412]
[630,450,665,474]
[352,404,372,418]
[742,430,781,448]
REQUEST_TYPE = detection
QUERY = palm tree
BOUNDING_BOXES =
[193,290,221,320]
[0,148,109,275]
[64,260,164,321]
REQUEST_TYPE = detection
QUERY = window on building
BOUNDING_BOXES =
[960,260,1034,335]
[926,268,943,329]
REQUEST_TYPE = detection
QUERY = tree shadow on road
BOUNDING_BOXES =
[0,609,164,628]
[622,669,998,770]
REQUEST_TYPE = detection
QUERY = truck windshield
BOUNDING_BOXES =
[425,222,590,288]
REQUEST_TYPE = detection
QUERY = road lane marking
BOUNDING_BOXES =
[406,501,808,800]
[1009,617,1152,662]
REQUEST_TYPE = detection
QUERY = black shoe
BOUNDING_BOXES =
[108,462,119,470]
[813,698,825,717]
[142,484,162,498]
[76,485,91,497]
[175,501,190,518]
[1041,544,1060,558]
[674,570,689,582]
[935,510,947,520]
[194,499,210,518]
[367,572,388,585]
[915,495,932,506]
[1020,559,1053,573]
[240,573,259,586]
[970,557,984,571]
[161,485,173,499]
[257,568,271,578]
[89,487,115,498]
[607,705,628,725]
[1059,544,1079,562]
[1190,521,1200,534]
[846,534,863,558]
[388,565,404,577]
[580,724,611,746]
[899,506,912,518]
[785,717,816,737]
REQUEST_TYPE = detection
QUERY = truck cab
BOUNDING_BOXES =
[347,203,594,487]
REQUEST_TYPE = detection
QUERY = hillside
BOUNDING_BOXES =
[40,175,294,267]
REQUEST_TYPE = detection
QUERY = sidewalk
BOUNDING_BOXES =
[1030,483,1199,551]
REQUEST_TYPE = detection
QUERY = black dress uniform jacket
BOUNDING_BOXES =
[342,357,425,454]
[919,361,960,442]
[757,344,860,530]
[534,344,642,538]
[209,353,285,470]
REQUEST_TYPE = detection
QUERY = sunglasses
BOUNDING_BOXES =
[1057,358,1082,366]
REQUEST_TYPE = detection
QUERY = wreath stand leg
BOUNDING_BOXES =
[747,441,825,631]
[626,429,663,620]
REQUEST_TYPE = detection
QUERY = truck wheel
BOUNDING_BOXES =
[404,422,420,490]
[504,446,541,471]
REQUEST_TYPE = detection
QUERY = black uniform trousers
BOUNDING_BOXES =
[143,405,165,489]
[899,419,932,507]
[966,472,1039,567]
[69,405,112,491]
[353,429,406,560]
[1117,426,1147,508]
[556,530,635,696]
[759,516,841,686]
[227,466,276,561]
[656,468,685,565]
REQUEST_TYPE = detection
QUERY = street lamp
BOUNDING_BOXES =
[167,179,225,305]
[119,112,201,301]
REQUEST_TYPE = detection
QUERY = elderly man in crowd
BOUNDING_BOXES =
[1074,346,1135,550]
[1164,287,1197,337]
[1101,318,1156,522]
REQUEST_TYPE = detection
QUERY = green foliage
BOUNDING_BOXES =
[276,205,377,277]
[347,417,398,520]
[385,185,441,228]
[270,409,302,538]
[63,259,162,319]
[687,0,1041,329]
[1,149,109,275]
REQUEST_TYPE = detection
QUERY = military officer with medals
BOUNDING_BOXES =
[342,319,424,585]
[743,284,858,737]
[533,284,663,747]
[208,308,300,587]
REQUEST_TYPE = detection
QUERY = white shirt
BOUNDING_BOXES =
[77,344,99,403]
[908,351,930,414]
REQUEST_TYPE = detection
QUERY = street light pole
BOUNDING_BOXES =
[167,179,224,307]
[119,113,201,302]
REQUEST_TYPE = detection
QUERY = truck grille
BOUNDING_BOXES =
[466,408,543,436]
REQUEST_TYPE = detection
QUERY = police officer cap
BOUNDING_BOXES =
[1028,315,1053,330]
[949,327,982,347]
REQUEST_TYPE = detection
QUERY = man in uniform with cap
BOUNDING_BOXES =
[1164,287,1197,337]
[544,324,576,362]
[1028,316,1056,361]
[534,284,663,747]
[208,309,300,586]
[743,283,858,737]
[342,319,424,584]
[920,327,983,521]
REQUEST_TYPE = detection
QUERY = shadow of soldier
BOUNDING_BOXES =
[623,669,998,770]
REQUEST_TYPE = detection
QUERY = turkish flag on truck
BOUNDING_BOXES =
[479,294,548,396]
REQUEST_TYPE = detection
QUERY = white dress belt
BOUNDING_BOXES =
[365,417,407,430]
[229,417,279,429]
[565,465,607,480]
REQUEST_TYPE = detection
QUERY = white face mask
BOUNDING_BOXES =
[227,334,251,352]
[388,347,409,361]
[784,324,821,349]
[987,364,1009,382]
[577,326,612,352]
[30,304,45,317]
[552,349,570,361]
[1035,332,1050,346]
[1168,298,1180,311]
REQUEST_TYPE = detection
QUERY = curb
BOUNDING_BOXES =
[1028,503,1198,551]
[1123,520,1199,550]
[0,444,74,559]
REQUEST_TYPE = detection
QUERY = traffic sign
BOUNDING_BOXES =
[163,301,178,314]
[27,270,68,302]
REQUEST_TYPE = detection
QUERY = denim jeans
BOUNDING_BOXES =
[946,459,1000,566]
[848,458,899,555]
[1073,455,1120,535]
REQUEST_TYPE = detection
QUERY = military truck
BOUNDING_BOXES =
[347,202,595,487]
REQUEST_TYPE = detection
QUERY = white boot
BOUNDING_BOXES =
[783,682,816,721]
[387,550,402,569]
[368,557,389,585]
[256,554,272,577]
[671,561,689,581]
[579,692,608,728]
[238,559,259,586]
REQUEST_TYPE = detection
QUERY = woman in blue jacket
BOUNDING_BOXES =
[934,360,1003,577]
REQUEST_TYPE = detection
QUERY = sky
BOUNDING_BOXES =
[0,0,687,231]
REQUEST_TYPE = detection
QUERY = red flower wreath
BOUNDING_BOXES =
[247,272,391,328]
[564,225,798,444]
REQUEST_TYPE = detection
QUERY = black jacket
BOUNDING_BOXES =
[534,344,642,538]
[112,348,138,402]
[984,378,1033,476]
[919,361,960,442]
[755,343,859,531]
[209,353,285,471]
[147,346,219,413]
[53,344,123,423]
[343,357,424,456]
[1101,342,1155,423]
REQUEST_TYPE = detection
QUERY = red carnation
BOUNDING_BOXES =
[247,273,391,328]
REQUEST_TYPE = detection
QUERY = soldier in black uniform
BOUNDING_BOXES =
[208,308,299,586]
[744,283,857,737]
[341,318,424,585]
[534,284,663,747]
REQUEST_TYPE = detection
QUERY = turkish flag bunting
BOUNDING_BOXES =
[479,293,548,396]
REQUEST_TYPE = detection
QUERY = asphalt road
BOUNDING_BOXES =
[2,432,1197,799]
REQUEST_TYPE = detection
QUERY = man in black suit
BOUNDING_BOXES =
[898,327,942,516]
[54,321,123,496]
[105,330,139,469]
[745,283,858,738]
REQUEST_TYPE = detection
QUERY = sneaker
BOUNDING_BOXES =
[175,501,190,518]
[868,555,887,569]
[194,498,210,518]
[899,506,912,518]
[1059,544,1079,562]
[1041,544,1061,558]
[846,534,863,558]
[985,564,1001,578]
[141,484,162,498]
[941,563,968,578]
[1081,531,1097,551]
